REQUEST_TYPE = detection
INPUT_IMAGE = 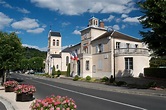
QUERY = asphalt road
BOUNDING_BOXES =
[10,73,166,110]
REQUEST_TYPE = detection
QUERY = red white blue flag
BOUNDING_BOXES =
[70,51,78,61]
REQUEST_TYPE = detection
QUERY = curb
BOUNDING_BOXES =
[0,96,15,110]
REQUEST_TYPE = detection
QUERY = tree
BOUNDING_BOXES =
[0,32,23,83]
[52,65,56,77]
[138,0,166,56]
[66,63,70,77]
[29,57,44,72]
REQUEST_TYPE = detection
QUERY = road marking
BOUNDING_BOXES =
[32,80,147,110]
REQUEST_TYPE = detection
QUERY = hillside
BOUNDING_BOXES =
[23,47,47,59]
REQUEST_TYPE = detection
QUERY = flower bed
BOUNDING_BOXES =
[14,84,36,94]
[3,80,19,88]
[3,80,19,92]
[30,95,77,110]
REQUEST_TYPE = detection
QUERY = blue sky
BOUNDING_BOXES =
[0,0,144,51]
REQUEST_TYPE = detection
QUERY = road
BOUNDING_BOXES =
[10,73,166,110]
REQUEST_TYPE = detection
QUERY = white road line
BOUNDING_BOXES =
[32,79,147,110]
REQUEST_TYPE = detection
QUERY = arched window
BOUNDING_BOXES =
[66,56,69,65]
[56,40,59,46]
[53,39,55,46]
[56,65,58,69]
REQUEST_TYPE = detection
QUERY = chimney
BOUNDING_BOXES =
[99,20,104,28]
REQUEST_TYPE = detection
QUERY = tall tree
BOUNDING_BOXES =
[138,0,166,56]
[0,32,23,83]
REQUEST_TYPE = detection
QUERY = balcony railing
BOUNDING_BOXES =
[115,48,149,56]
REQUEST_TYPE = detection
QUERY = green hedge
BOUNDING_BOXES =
[144,68,166,78]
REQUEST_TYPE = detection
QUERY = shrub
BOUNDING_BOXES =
[114,81,127,86]
[101,76,109,82]
[66,63,70,77]
[73,75,79,81]
[52,66,56,77]
[56,70,61,77]
[86,76,91,81]
[144,68,166,78]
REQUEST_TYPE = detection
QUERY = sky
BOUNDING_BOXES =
[0,0,144,51]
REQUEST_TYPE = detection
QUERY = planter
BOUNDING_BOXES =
[5,87,15,92]
[16,93,33,102]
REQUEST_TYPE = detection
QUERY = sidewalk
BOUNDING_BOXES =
[0,86,34,110]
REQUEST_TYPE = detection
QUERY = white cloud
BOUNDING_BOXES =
[0,1,30,14]
[62,22,70,27]
[16,8,30,14]
[121,14,128,18]
[0,12,13,29]
[27,28,45,34]
[22,44,47,51]
[72,30,81,35]
[115,18,121,23]
[103,15,115,22]
[11,17,39,30]
[121,25,126,29]
[123,16,140,23]
[11,17,45,34]
[30,0,134,15]
[113,25,120,30]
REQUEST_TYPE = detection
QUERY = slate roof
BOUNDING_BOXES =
[92,31,141,42]
[50,32,61,37]
[50,54,61,58]
[61,47,71,52]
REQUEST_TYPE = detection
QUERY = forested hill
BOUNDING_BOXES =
[23,47,47,59]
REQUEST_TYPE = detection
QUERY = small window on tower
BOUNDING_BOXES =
[53,39,55,46]
[56,40,59,46]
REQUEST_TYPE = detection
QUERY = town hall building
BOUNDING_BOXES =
[45,17,150,78]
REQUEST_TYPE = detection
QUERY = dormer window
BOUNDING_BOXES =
[96,43,103,53]
[116,42,120,49]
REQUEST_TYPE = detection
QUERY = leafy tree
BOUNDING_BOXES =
[29,57,44,72]
[20,59,30,72]
[0,32,23,83]
[138,0,166,56]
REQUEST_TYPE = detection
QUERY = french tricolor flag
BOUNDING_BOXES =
[70,52,75,60]
[70,51,78,61]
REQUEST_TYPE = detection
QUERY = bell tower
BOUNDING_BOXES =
[48,31,62,54]
[88,17,99,27]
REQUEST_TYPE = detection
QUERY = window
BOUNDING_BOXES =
[98,60,102,70]
[53,39,55,46]
[56,40,59,46]
[125,57,133,70]
[66,56,69,65]
[92,65,96,73]
[95,20,98,25]
[116,42,120,49]
[56,65,59,69]
[86,60,89,70]
[135,44,138,48]
[97,44,103,53]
